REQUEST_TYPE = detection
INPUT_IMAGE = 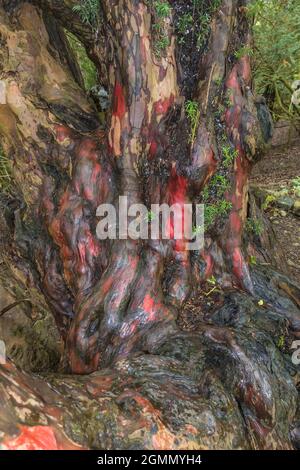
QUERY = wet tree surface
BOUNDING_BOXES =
[0,0,299,450]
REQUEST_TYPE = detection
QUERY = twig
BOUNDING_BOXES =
[0,299,32,318]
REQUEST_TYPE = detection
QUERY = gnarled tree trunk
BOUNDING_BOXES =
[0,0,299,450]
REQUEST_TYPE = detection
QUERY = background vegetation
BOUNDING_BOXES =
[250,0,300,126]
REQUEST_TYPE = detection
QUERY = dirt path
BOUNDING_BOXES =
[251,140,300,285]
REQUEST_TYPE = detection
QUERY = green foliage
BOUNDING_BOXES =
[292,176,300,190]
[192,224,204,236]
[145,210,156,222]
[154,35,170,55]
[209,174,230,197]
[277,335,285,350]
[201,185,210,202]
[176,0,221,50]
[205,200,232,229]
[246,218,263,236]
[234,46,254,60]
[152,1,171,56]
[214,77,223,87]
[154,1,171,18]
[0,145,12,194]
[72,0,100,29]
[66,32,97,91]
[177,13,193,43]
[207,275,217,286]
[196,12,211,50]
[262,194,276,210]
[249,0,300,123]
[202,135,236,229]
[249,255,257,266]
[224,89,234,108]
[185,100,200,143]
[221,144,238,168]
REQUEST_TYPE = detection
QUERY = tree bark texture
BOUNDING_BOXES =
[0,0,299,450]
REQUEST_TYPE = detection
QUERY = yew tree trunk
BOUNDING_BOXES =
[0,0,299,450]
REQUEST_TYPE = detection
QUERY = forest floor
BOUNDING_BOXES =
[251,139,300,284]
[179,139,300,331]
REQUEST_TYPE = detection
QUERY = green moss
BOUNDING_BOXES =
[66,32,97,91]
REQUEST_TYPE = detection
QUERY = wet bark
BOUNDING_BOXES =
[0,0,299,450]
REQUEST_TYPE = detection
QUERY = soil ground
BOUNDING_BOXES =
[251,140,300,284]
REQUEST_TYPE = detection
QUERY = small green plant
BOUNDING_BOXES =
[72,0,100,29]
[249,255,257,266]
[192,224,204,237]
[145,210,156,222]
[224,89,234,108]
[207,275,217,286]
[262,194,276,211]
[196,13,211,51]
[291,176,300,196]
[222,144,238,167]
[152,1,171,56]
[185,100,200,143]
[234,46,254,60]
[277,335,285,350]
[175,0,221,50]
[202,186,210,202]
[154,1,171,18]
[292,176,300,187]
[204,200,232,229]
[0,145,12,194]
[177,13,193,42]
[214,77,223,87]
[154,35,170,54]
[205,274,222,296]
[210,174,230,197]
[246,218,263,236]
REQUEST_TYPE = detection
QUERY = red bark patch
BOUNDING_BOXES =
[202,251,214,279]
[3,426,59,450]
[143,294,156,320]
[149,140,158,158]
[154,94,174,116]
[55,125,72,143]
[113,82,126,119]
[167,169,188,252]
